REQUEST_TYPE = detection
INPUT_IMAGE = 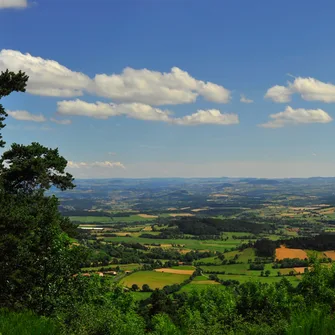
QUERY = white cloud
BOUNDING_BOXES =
[240,94,253,104]
[173,109,239,126]
[0,49,231,104]
[0,0,27,8]
[7,110,46,122]
[92,66,231,105]
[265,77,335,103]
[67,161,125,169]
[259,106,332,128]
[50,118,72,125]
[0,50,91,97]
[57,99,239,126]
[265,85,292,103]
[94,67,230,105]
[57,99,172,121]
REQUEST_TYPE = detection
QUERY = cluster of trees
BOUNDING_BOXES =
[253,238,280,258]
[176,217,274,235]
[284,233,335,250]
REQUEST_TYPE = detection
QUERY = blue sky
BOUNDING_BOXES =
[1,0,335,178]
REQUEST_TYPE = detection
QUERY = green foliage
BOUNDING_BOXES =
[286,307,335,335]
[0,309,60,335]
[0,193,87,314]
[151,314,182,335]
[0,142,74,194]
[0,70,28,148]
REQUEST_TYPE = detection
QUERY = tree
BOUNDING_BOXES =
[265,270,271,277]
[0,71,85,314]
[142,284,152,292]
[0,70,28,148]
[0,142,75,195]
[132,284,139,291]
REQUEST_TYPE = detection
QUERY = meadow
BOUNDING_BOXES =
[121,271,190,289]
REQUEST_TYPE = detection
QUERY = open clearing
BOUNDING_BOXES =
[276,246,308,260]
[121,271,189,289]
[154,268,194,275]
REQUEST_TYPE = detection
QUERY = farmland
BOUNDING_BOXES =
[56,177,335,297]
[121,271,190,289]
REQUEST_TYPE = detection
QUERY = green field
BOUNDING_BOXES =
[179,282,225,293]
[218,274,301,286]
[69,216,112,223]
[121,271,190,289]
[171,265,195,270]
[69,215,157,223]
[104,236,242,252]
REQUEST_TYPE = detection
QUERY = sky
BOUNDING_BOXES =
[1,0,335,178]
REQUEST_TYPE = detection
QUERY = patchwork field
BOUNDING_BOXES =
[276,246,308,260]
[121,271,190,289]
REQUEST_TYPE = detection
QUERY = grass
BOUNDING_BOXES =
[121,271,190,289]
[0,309,60,335]
[192,275,209,281]
[171,265,195,270]
[201,263,250,274]
[131,291,152,301]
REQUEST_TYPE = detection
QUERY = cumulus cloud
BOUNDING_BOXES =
[92,66,231,105]
[7,110,46,122]
[265,77,335,103]
[67,161,125,169]
[57,99,172,121]
[0,49,231,104]
[57,99,239,126]
[240,94,254,103]
[0,50,91,97]
[173,109,239,126]
[0,0,27,8]
[259,106,332,128]
[50,118,72,125]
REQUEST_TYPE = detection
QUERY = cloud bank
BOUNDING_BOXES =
[57,99,239,126]
[0,49,231,105]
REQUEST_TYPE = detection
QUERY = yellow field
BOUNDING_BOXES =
[276,246,308,260]
[324,251,335,260]
[154,268,194,275]
[138,214,158,218]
